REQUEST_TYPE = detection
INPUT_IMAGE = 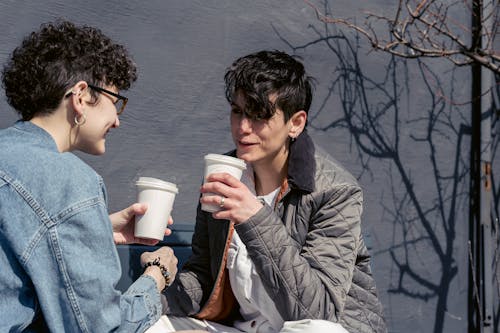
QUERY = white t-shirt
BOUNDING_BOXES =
[227,165,283,333]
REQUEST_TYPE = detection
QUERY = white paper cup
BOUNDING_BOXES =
[134,177,178,240]
[201,154,246,212]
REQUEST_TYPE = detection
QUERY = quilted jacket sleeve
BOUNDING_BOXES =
[163,203,214,316]
[235,183,363,322]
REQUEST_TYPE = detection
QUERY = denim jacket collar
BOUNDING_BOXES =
[14,120,59,152]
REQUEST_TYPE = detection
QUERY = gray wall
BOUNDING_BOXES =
[1,1,487,332]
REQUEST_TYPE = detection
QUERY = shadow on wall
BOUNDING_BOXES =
[116,8,500,333]
[272,12,489,333]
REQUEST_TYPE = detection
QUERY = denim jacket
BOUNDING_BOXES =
[0,121,162,332]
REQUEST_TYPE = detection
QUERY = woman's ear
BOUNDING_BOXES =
[68,81,89,115]
[289,110,307,139]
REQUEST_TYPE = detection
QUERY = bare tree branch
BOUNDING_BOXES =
[304,0,500,73]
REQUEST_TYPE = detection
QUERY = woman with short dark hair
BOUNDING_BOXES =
[152,50,387,333]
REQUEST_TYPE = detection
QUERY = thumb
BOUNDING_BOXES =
[125,202,148,218]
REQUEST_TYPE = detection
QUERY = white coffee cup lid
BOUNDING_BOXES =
[204,154,247,170]
[136,177,179,193]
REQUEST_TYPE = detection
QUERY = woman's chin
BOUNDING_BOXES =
[236,150,252,162]
[83,144,106,156]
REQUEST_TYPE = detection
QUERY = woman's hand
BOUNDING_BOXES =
[200,172,263,224]
[110,203,173,245]
[141,246,178,292]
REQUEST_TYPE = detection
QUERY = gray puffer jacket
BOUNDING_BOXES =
[164,131,387,333]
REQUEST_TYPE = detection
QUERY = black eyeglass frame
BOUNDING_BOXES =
[87,84,128,115]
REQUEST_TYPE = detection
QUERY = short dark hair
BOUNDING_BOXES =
[224,50,314,122]
[2,20,137,120]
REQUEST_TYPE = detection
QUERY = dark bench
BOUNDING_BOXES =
[116,223,194,292]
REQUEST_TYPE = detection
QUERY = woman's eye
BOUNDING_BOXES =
[231,108,242,114]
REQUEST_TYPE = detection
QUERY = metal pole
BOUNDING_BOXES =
[479,62,493,333]
[479,0,495,330]
[469,0,494,331]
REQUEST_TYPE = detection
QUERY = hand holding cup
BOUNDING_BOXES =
[200,154,246,213]
[200,172,264,224]
[110,203,173,245]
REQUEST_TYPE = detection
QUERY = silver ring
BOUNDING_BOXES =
[219,196,225,208]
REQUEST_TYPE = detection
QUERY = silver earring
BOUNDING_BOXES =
[74,114,86,126]
[290,136,296,143]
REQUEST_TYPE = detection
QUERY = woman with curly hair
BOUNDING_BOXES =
[0,20,179,332]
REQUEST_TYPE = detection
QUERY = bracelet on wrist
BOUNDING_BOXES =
[144,257,171,290]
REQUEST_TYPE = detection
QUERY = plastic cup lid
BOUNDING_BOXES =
[204,154,246,170]
[135,177,179,193]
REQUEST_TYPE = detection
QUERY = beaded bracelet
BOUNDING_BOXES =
[144,257,171,290]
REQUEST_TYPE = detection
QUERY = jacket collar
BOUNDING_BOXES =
[287,130,315,193]
[229,130,316,194]
[14,120,59,152]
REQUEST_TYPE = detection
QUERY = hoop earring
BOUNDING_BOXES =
[74,114,86,126]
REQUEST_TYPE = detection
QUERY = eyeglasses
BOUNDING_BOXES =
[87,84,128,115]
[65,84,128,115]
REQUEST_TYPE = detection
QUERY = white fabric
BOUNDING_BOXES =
[226,166,282,332]
[227,216,282,333]
[280,319,348,333]
[146,315,348,333]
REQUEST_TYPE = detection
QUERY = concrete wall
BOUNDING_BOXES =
[0,1,487,331]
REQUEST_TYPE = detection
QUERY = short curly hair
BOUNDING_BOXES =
[224,50,314,122]
[2,20,137,120]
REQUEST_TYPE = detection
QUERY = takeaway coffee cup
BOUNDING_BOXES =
[201,154,246,212]
[134,177,179,240]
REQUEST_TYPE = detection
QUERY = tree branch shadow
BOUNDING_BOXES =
[274,3,473,331]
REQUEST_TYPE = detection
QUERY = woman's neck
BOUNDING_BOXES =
[253,152,288,196]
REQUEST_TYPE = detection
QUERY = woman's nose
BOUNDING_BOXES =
[238,116,252,133]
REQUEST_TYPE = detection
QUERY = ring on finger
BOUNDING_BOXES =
[219,196,225,208]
